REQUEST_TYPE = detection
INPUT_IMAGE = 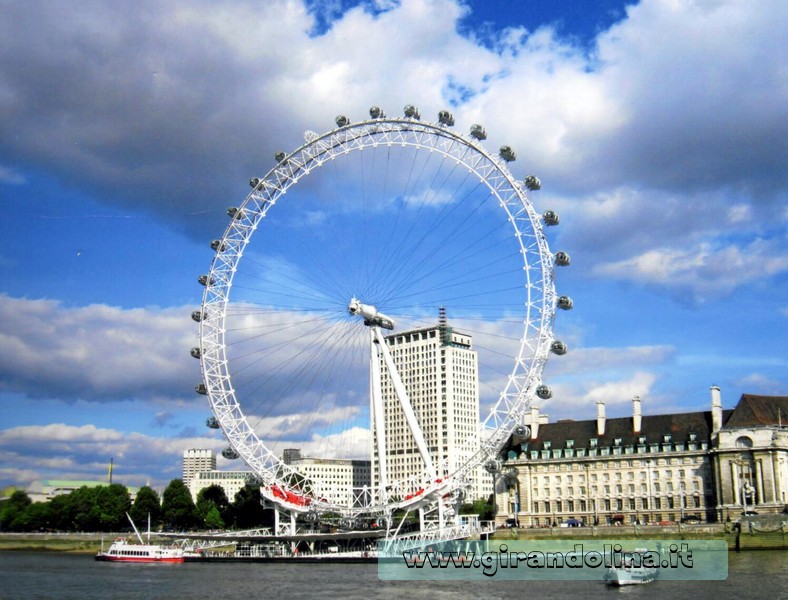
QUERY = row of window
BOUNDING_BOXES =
[531,494,704,513]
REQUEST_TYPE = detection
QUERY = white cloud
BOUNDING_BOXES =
[583,370,656,401]
[593,238,788,302]
[0,0,784,302]
[0,164,25,185]
[0,423,228,489]
[736,373,783,395]
[0,294,199,402]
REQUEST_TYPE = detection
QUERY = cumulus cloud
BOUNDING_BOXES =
[593,238,788,302]
[0,294,200,403]
[0,423,227,488]
[0,0,784,300]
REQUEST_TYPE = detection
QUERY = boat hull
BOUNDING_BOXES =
[95,554,184,563]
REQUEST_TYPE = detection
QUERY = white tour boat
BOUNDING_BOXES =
[95,513,185,563]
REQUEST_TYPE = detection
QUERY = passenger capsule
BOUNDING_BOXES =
[524,175,541,191]
[198,274,214,287]
[536,384,553,400]
[190,347,201,359]
[210,239,227,252]
[438,110,455,126]
[403,104,421,119]
[550,340,568,355]
[470,124,487,140]
[335,115,350,127]
[195,383,207,395]
[274,151,286,163]
[206,416,220,429]
[369,106,385,119]
[227,207,244,220]
[191,310,204,322]
[554,251,571,266]
[499,146,516,162]
[513,424,530,439]
[543,210,560,226]
[557,295,574,310]
[222,447,240,460]
[249,177,261,189]
[484,459,502,474]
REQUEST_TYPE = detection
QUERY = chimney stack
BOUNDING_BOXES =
[596,400,606,436]
[633,396,642,433]
[530,406,540,440]
[711,385,722,433]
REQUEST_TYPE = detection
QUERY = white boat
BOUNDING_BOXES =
[95,513,185,563]
[603,552,658,586]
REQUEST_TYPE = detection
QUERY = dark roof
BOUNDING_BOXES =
[525,409,729,449]
[520,393,788,450]
[723,394,788,428]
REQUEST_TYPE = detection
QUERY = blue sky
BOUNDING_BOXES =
[1,0,786,492]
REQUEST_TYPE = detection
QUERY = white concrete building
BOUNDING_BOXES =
[372,317,486,500]
[188,470,251,503]
[182,449,216,487]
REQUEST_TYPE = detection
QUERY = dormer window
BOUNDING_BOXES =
[663,434,672,443]
[543,441,552,450]
[614,438,622,446]
[590,438,598,448]
[688,433,697,442]
[639,436,647,444]
[566,440,575,449]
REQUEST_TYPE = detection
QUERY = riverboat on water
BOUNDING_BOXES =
[95,536,186,563]
[95,513,187,563]
[603,550,658,586]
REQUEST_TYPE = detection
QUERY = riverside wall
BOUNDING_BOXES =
[488,518,788,551]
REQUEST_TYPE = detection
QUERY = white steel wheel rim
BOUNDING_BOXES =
[197,115,557,516]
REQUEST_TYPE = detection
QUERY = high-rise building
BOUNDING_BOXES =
[371,313,485,499]
[182,449,216,487]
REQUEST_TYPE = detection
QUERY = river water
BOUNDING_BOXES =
[0,550,785,599]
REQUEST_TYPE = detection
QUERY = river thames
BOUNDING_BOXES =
[0,549,785,599]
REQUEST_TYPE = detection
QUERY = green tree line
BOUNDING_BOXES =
[0,480,271,533]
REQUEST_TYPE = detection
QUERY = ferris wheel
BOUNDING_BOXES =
[192,105,571,530]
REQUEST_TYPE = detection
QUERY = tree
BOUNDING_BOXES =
[48,494,74,531]
[0,490,32,531]
[13,502,53,532]
[460,496,495,521]
[130,486,162,530]
[231,485,268,529]
[94,484,132,531]
[195,484,230,529]
[161,479,196,530]
[203,505,224,530]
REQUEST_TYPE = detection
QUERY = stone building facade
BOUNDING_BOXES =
[496,388,788,526]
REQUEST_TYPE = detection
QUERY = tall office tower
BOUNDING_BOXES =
[371,311,483,500]
[182,449,216,487]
